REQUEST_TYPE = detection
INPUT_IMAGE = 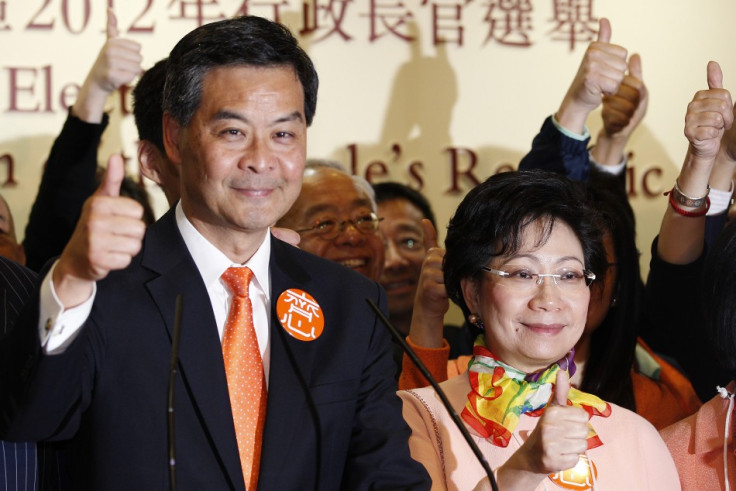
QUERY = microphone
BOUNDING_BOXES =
[365,299,498,491]
[167,294,184,491]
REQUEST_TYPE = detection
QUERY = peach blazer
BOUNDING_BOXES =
[400,373,681,490]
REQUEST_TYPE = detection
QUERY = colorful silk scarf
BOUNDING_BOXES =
[461,335,612,449]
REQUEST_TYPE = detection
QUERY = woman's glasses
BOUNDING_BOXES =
[481,266,596,292]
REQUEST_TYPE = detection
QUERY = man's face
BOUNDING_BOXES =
[0,197,24,264]
[165,65,307,248]
[280,169,385,281]
[377,198,426,320]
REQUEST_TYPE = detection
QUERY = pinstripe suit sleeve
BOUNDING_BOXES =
[0,258,67,490]
[0,258,37,337]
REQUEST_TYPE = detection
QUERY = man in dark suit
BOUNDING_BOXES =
[0,256,38,491]
[1,16,429,490]
[1,208,70,491]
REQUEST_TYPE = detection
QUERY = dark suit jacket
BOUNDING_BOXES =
[1,257,69,490]
[1,210,429,490]
[1,257,37,336]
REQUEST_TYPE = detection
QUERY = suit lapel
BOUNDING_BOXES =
[142,210,244,490]
[259,238,320,487]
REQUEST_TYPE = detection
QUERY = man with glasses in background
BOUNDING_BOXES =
[278,161,385,282]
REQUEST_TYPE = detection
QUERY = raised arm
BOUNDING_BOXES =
[555,18,627,134]
[519,18,628,181]
[590,53,648,167]
[398,219,452,389]
[657,61,733,265]
[73,9,143,123]
[23,9,143,271]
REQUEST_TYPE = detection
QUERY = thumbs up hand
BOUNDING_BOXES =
[685,61,734,161]
[73,8,142,123]
[557,18,629,134]
[53,155,146,308]
[407,219,449,349]
[601,53,648,138]
[94,8,143,93]
[497,370,589,489]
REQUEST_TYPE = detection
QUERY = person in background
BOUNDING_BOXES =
[641,66,736,400]
[655,60,736,490]
[373,182,474,359]
[132,57,181,207]
[0,200,67,489]
[278,161,385,281]
[0,194,25,265]
[373,182,433,335]
[23,9,144,272]
[519,17,647,187]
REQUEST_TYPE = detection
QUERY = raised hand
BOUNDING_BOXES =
[497,371,589,490]
[53,155,146,307]
[685,61,734,162]
[407,219,449,348]
[557,18,628,134]
[719,101,736,162]
[601,54,648,138]
[271,226,301,247]
[73,8,143,122]
[657,62,734,265]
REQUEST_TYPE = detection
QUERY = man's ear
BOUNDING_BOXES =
[162,112,183,166]
[138,140,163,185]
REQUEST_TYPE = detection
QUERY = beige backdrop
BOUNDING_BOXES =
[2,1,734,323]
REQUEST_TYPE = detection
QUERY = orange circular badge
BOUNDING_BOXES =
[276,289,325,341]
[549,455,597,490]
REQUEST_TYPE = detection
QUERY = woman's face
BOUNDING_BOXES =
[461,220,591,373]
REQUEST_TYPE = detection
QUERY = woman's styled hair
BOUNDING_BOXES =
[444,170,606,318]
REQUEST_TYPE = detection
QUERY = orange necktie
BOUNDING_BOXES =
[221,267,267,490]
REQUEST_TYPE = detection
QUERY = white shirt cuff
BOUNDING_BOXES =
[707,183,734,216]
[39,261,96,354]
[551,114,590,141]
[589,149,627,175]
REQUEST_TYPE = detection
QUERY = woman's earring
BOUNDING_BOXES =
[610,297,618,307]
[468,313,485,330]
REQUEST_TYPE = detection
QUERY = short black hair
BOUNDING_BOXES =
[444,170,605,318]
[132,58,167,153]
[372,182,436,228]
[163,15,318,127]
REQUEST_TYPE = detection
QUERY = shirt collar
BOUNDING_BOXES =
[175,202,271,301]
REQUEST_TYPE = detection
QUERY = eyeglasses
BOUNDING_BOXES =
[296,212,383,240]
[481,266,596,292]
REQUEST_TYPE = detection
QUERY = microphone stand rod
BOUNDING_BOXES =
[366,299,498,491]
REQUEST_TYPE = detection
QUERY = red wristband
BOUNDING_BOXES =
[664,188,710,217]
